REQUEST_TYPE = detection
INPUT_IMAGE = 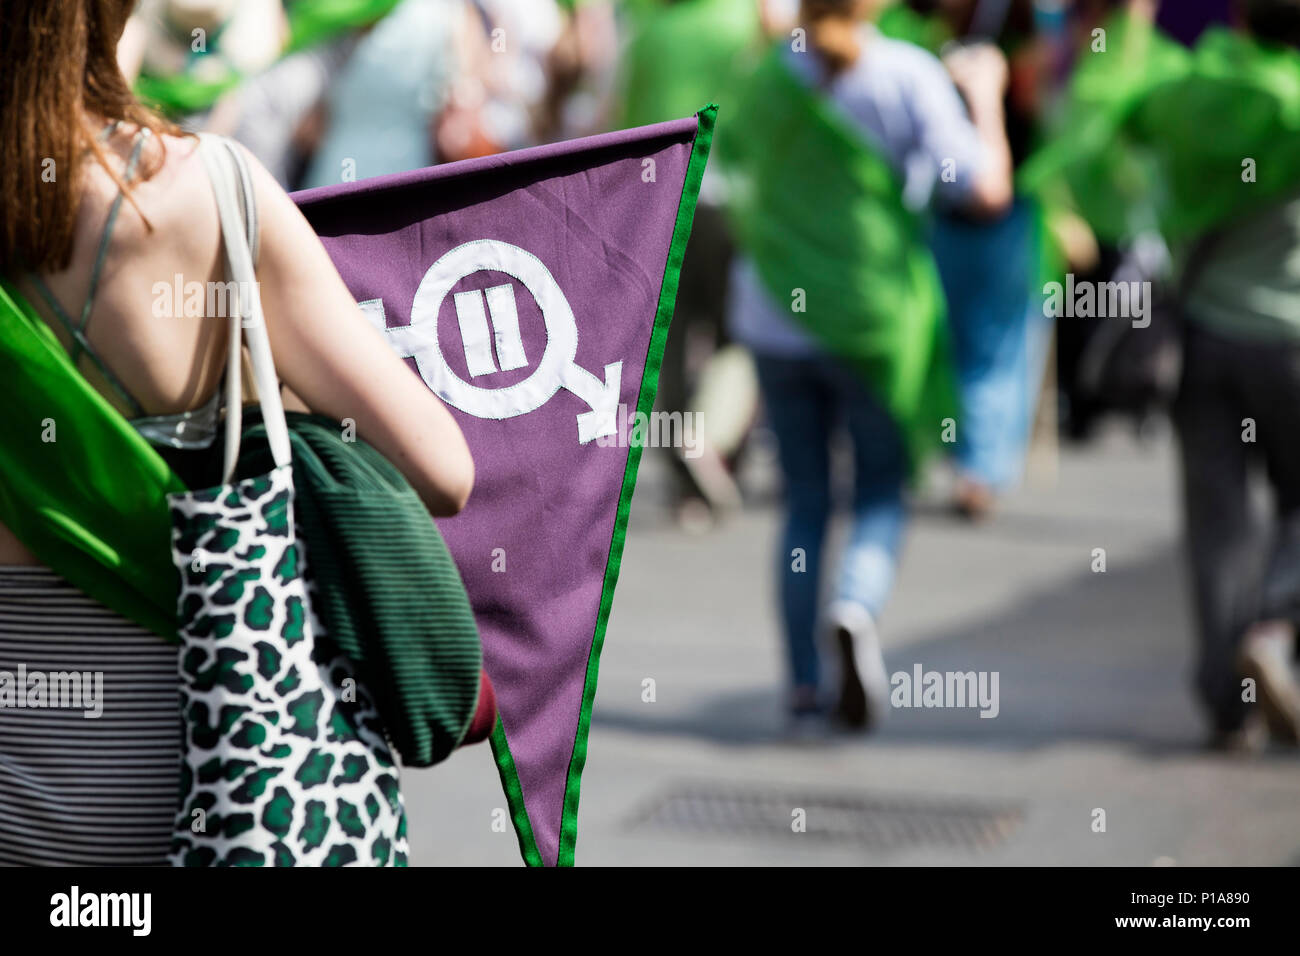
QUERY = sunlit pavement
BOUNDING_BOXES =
[405,424,1300,866]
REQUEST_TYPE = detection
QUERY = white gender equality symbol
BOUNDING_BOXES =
[360,239,622,444]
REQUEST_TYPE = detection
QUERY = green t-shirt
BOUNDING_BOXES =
[616,0,761,131]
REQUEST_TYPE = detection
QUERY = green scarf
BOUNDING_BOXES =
[722,47,958,472]
[1020,14,1300,248]
[0,279,183,640]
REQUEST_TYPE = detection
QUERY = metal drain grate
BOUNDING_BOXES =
[627,782,1023,851]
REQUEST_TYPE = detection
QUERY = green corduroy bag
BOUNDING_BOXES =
[234,407,483,768]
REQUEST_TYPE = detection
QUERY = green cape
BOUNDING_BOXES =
[722,47,958,472]
[0,279,184,639]
[1021,14,1300,248]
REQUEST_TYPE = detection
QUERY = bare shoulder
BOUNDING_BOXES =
[89,130,218,257]
[228,138,332,275]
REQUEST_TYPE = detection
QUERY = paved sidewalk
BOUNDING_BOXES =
[404,427,1300,866]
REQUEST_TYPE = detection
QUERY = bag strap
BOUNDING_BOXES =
[196,133,291,483]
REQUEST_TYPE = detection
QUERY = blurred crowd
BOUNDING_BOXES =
[117,0,1300,749]
[116,0,1246,508]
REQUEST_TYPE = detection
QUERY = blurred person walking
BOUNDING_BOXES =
[125,0,290,108]
[724,0,1013,731]
[616,0,769,527]
[301,0,485,188]
[1171,1,1300,750]
[469,0,570,148]
[1022,0,1300,749]
[0,0,474,863]
[920,0,1055,518]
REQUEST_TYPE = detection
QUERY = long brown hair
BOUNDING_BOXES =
[0,0,184,275]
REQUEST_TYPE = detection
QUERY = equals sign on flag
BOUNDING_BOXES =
[453,284,529,377]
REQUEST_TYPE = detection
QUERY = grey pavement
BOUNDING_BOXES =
[403,425,1300,866]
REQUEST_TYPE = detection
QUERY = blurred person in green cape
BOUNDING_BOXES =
[1022,0,1300,749]
[721,0,1013,733]
[120,1,412,190]
[124,0,408,118]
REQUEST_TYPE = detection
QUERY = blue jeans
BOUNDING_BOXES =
[755,354,907,693]
[932,199,1051,490]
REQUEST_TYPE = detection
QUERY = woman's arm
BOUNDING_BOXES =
[243,147,475,516]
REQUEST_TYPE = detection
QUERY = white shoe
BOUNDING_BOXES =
[826,601,890,731]
[1238,621,1300,745]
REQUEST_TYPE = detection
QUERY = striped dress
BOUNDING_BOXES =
[0,566,178,866]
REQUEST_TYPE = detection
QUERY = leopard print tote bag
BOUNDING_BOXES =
[166,135,407,866]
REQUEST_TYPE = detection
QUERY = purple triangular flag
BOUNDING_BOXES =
[294,109,714,866]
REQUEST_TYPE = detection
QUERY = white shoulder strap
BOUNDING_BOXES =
[197,133,291,483]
